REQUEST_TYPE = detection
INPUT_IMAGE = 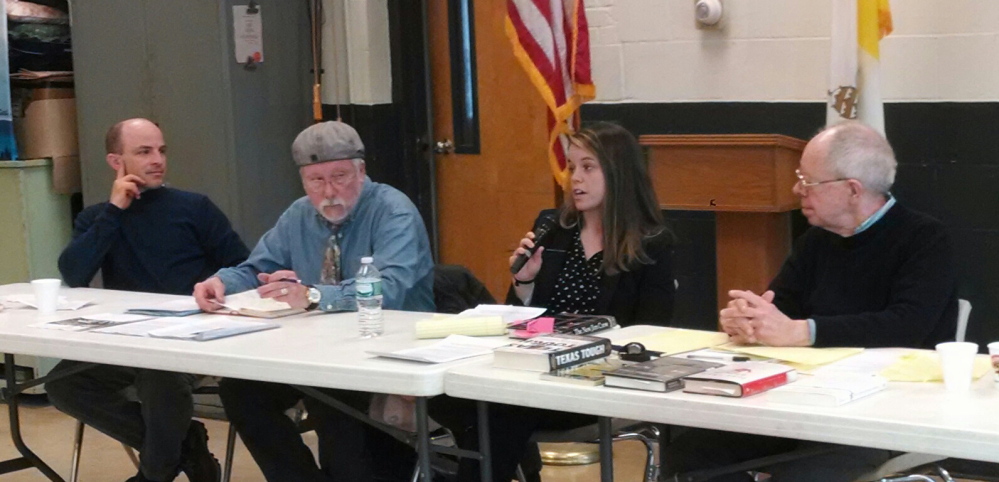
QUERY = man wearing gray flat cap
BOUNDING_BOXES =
[195,121,433,481]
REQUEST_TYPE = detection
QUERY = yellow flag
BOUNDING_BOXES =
[828,0,893,134]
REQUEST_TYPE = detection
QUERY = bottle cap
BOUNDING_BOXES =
[361,256,374,264]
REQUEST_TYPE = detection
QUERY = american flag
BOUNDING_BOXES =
[506,0,596,185]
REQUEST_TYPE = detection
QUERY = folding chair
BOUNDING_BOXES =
[68,378,239,482]
[525,421,663,482]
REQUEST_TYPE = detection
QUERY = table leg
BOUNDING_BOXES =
[476,400,492,482]
[415,397,432,482]
[599,416,614,482]
[2,354,66,481]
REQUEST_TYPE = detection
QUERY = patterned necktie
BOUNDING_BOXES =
[320,224,342,285]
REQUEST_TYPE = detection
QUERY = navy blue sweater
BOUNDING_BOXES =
[769,203,957,349]
[59,187,249,295]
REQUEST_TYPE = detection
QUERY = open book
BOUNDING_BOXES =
[213,290,304,319]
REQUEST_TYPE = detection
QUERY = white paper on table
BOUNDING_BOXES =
[79,313,154,324]
[135,298,201,311]
[671,348,770,365]
[368,335,510,364]
[126,298,203,317]
[92,318,185,336]
[233,5,263,63]
[3,294,92,311]
[31,318,100,332]
[146,316,277,340]
[811,348,910,376]
[31,312,154,331]
[219,290,292,313]
[455,304,547,324]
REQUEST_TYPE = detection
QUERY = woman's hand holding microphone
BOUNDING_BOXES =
[510,231,544,284]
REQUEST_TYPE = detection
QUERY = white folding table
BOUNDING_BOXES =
[444,325,999,481]
[0,284,487,482]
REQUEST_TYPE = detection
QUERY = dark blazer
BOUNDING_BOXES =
[506,209,675,327]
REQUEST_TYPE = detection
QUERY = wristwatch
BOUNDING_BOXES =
[305,285,321,311]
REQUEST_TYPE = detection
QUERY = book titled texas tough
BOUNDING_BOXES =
[493,333,612,372]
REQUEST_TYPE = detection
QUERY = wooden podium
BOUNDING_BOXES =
[638,134,806,311]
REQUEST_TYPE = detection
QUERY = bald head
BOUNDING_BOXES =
[105,118,168,189]
[816,122,897,194]
[106,118,161,154]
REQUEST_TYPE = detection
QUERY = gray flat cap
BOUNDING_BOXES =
[291,121,365,166]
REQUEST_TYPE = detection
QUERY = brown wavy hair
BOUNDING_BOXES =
[559,122,668,275]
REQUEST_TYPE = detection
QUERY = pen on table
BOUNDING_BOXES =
[686,353,750,362]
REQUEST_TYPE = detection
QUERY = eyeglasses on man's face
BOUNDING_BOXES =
[305,170,357,191]
[795,169,849,189]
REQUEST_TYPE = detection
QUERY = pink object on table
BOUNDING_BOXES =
[510,316,554,339]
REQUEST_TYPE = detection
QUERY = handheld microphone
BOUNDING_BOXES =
[510,215,558,275]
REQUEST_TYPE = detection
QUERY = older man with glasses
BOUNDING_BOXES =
[663,122,958,482]
[193,121,434,482]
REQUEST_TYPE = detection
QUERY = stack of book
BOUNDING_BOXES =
[493,333,612,372]
[508,313,617,338]
[603,357,723,392]
[682,362,797,398]
[539,358,630,386]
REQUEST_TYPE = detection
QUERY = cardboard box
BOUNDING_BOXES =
[52,154,80,194]
[13,87,81,193]
[15,87,78,158]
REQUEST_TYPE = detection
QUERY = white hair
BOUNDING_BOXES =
[823,122,896,194]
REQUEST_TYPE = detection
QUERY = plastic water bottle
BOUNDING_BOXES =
[356,256,384,338]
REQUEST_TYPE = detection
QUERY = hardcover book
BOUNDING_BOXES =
[604,356,723,392]
[539,358,630,386]
[508,313,617,338]
[493,333,612,372]
[682,362,797,398]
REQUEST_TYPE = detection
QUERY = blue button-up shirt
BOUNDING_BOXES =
[215,177,435,312]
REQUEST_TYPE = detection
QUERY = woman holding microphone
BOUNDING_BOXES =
[432,121,675,482]
[508,121,674,327]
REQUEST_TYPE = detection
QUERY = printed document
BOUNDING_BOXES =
[368,335,510,363]
[3,294,91,311]
[32,313,153,331]
[456,304,547,324]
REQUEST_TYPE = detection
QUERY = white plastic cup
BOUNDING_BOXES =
[936,341,979,392]
[988,341,999,385]
[31,278,62,314]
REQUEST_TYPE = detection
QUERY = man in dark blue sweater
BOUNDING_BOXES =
[46,118,249,482]
[664,122,958,481]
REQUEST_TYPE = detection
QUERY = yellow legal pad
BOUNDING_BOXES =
[718,344,864,366]
[625,329,730,355]
[414,316,507,339]
[879,351,992,382]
